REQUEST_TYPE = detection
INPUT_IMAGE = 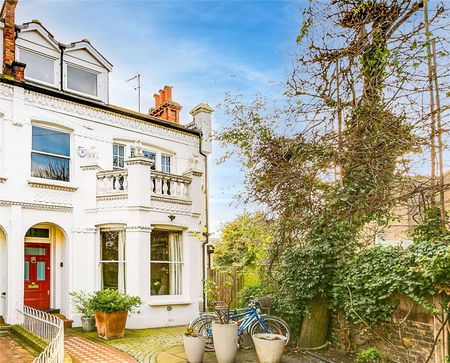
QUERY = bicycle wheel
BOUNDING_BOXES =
[249,315,291,345]
[190,314,216,351]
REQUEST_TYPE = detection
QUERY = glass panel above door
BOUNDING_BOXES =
[24,247,46,256]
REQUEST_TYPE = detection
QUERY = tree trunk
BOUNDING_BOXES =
[297,295,330,349]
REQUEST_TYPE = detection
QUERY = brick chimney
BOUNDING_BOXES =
[148,85,182,124]
[1,0,25,81]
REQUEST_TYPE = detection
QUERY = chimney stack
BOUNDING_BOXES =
[1,0,26,81]
[149,85,182,124]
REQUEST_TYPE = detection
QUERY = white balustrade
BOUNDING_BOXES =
[18,305,64,363]
[151,171,191,198]
[97,170,128,195]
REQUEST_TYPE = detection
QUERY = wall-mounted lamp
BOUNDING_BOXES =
[168,214,176,221]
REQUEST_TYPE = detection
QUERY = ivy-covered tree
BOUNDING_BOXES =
[217,0,448,349]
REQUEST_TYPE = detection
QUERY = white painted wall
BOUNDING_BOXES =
[0,81,212,328]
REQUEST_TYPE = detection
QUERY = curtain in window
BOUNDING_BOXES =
[170,233,182,295]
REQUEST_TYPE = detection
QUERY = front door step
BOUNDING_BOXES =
[44,308,60,314]
[52,313,73,329]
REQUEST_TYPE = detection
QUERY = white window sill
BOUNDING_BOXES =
[28,177,78,192]
[148,299,192,307]
[63,88,101,102]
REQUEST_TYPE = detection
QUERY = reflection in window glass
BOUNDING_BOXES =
[37,261,46,281]
[67,65,97,96]
[24,262,29,280]
[130,147,156,170]
[31,126,70,182]
[100,230,125,291]
[25,228,50,238]
[113,144,125,169]
[150,230,182,295]
[20,49,54,84]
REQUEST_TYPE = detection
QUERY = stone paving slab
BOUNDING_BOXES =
[157,345,319,363]
[0,332,37,363]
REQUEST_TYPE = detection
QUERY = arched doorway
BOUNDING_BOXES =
[24,223,67,311]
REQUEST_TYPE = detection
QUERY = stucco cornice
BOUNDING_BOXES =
[0,199,72,212]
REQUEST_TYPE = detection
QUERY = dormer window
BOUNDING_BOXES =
[19,49,55,85]
[67,65,98,96]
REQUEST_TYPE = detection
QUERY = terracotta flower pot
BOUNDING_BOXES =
[252,333,287,363]
[212,321,238,363]
[183,335,205,363]
[94,310,128,339]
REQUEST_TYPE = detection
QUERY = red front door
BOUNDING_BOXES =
[24,243,51,310]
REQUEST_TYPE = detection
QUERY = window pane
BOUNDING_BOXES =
[101,230,119,261]
[31,153,70,181]
[113,144,124,169]
[102,262,118,290]
[37,261,46,281]
[67,65,97,96]
[161,155,171,173]
[24,262,29,280]
[20,49,54,84]
[25,228,50,238]
[25,247,46,256]
[32,126,70,157]
[151,262,170,295]
[151,231,170,261]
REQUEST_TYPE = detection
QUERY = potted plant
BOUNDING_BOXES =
[69,291,96,332]
[89,289,142,339]
[252,333,287,363]
[183,327,205,363]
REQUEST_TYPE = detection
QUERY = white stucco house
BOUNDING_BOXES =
[0,0,213,328]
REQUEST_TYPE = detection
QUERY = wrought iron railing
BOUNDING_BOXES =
[19,305,64,363]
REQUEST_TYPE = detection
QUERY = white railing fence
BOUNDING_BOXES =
[97,169,128,195]
[20,305,64,363]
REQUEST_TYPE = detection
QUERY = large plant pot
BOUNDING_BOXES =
[252,333,287,363]
[212,321,238,363]
[94,310,128,339]
[81,316,96,332]
[183,335,205,363]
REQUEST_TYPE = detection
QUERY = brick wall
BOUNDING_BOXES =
[329,297,436,362]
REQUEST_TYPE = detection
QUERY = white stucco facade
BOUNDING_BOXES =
[0,7,212,328]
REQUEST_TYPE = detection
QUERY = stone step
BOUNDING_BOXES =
[0,325,11,336]
[53,313,73,329]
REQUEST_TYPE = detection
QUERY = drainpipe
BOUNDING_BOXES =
[59,44,65,91]
[199,134,209,312]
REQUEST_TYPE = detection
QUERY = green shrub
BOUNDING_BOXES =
[355,348,385,363]
[69,291,94,317]
[89,289,142,313]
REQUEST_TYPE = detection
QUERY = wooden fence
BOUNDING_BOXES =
[207,269,245,309]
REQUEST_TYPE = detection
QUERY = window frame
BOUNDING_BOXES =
[150,230,183,296]
[64,62,100,99]
[18,47,58,87]
[99,228,126,292]
[113,143,125,169]
[31,124,71,182]
[161,154,171,174]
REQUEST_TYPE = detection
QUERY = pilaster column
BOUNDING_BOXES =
[125,226,152,298]
[184,169,204,217]
[125,157,152,208]
[80,164,101,210]
[7,205,22,324]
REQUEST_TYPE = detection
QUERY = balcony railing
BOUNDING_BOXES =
[151,171,191,199]
[19,305,64,363]
[96,169,191,200]
[97,169,128,195]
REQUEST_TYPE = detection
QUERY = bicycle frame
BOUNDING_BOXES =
[227,307,270,335]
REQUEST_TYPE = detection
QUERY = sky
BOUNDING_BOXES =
[17,0,304,234]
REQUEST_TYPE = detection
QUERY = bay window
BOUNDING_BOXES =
[100,229,126,291]
[150,230,182,296]
[31,125,70,182]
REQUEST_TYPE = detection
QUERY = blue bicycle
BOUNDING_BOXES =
[189,297,290,351]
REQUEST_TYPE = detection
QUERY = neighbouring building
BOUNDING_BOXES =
[0,0,213,328]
